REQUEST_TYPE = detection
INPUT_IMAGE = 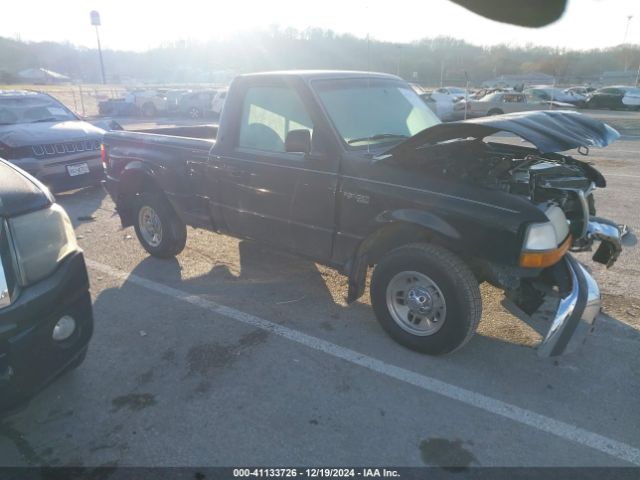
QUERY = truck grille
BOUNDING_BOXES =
[32,140,101,157]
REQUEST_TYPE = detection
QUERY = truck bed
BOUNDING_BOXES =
[132,124,218,140]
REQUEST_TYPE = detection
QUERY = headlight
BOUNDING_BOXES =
[520,206,572,268]
[523,205,570,251]
[9,204,78,285]
[523,222,558,250]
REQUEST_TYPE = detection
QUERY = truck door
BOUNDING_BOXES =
[209,83,339,262]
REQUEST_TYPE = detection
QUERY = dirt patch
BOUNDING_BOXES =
[476,284,541,348]
[320,320,335,332]
[602,294,640,328]
[111,393,157,412]
[419,438,478,470]
[187,329,269,379]
[161,349,177,365]
[136,369,154,386]
[0,421,48,466]
[186,343,237,377]
[238,329,269,347]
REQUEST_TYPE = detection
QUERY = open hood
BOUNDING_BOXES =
[383,110,620,156]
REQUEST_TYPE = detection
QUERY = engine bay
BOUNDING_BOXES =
[406,139,606,241]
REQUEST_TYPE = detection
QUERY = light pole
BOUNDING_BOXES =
[90,11,106,84]
[623,15,633,72]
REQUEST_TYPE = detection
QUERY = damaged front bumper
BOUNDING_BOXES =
[536,255,601,357]
[504,254,601,357]
[504,216,626,356]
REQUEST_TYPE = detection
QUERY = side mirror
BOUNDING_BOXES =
[285,129,311,154]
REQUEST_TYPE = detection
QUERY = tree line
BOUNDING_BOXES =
[1,27,639,86]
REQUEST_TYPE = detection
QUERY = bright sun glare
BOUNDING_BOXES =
[1,0,639,52]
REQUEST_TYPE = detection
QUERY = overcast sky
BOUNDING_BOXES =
[1,0,639,51]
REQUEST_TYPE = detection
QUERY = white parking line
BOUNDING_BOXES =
[86,258,640,466]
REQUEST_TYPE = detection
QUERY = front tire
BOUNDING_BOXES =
[370,243,481,355]
[133,193,187,258]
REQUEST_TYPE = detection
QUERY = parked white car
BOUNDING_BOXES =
[461,91,576,119]
[420,92,456,121]
[525,86,586,106]
[410,84,456,121]
[124,90,168,117]
[432,86,469,101]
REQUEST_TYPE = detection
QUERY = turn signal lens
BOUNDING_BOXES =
[520,235,572,268]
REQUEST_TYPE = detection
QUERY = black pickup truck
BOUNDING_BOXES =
[103,71,624,357]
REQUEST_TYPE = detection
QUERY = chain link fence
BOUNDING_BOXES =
[3,85,128,117]
[1,84,225,118]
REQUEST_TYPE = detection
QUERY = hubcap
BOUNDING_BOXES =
[138,206,163,247]
[385,271,447,336]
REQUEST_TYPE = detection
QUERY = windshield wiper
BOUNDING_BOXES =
[347,133,408,144]
[30,117,58,123]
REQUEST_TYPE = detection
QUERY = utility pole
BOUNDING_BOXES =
[90,11,106,84]
[623,15,633,44]
[623,15,633,72]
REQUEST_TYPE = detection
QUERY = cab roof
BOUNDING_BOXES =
[238,70,402,83]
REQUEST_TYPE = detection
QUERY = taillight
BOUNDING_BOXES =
[100,143,107,169]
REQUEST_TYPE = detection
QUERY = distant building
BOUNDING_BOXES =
[17,68,71,84]
[482,72,555,88]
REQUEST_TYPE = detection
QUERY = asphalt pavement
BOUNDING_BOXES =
[0,134,638,468]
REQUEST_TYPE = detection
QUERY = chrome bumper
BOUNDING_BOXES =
[537,255,601,357]
[571,217,626,268]
[586,217,624,268]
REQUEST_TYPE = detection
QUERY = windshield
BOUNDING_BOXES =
[313,78,440,147]
[0,94,77,125]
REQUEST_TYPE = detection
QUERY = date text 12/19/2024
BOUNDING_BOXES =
[233,469,400,478]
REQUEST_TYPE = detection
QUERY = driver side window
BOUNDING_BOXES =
[238,86,313,153]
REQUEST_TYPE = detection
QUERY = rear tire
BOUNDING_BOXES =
[370,243,481,355]
[487,108,503,116]
[133,192,187,258]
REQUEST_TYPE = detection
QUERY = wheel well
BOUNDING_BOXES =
[488,108,503,115]
[360,222,444,265]
[118,170,161,227]
[346,222,452,303]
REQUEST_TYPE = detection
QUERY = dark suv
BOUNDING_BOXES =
[0,90,106,192]
[0,159,93,415]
